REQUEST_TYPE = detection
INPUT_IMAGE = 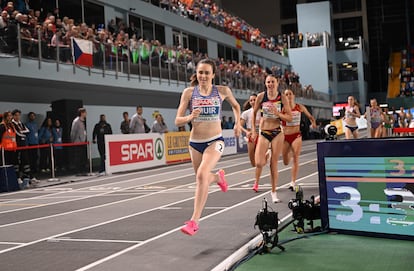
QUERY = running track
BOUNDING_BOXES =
[0,140,320,271]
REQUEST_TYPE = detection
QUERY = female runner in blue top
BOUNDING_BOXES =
[175,58,241,236]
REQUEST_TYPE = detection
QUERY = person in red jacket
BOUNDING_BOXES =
[0,111,17,166]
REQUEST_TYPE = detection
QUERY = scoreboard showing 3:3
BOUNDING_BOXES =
[317,139,414,239]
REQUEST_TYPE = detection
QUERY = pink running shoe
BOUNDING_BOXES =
[181,220,199,236]
[252,182,259,192]
[217,169,228,192]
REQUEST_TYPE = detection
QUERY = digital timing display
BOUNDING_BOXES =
[317,139,414,240]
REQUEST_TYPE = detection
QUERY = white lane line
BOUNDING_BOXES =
[0,150,315,203]
[296,182,319,187]
[0,164,319,255]
[0,157,207,201]
[0,158,318,228]
[49,238,142,244]
[211,213,294,271]
[158,207,182,210]
[0,178,197,229]
[74,171,319,271]
[0,241,25,245]
[0,151,316,215]
[0,171,196,215]
[0,154,249,199]
[0,167,195,205]
[0,154,259,208]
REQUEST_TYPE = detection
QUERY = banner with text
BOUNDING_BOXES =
[105,131,242,174]
[105,133,165,174]
[165,131,191,164]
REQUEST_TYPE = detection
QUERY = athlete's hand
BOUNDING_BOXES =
[190,108,201,120]
[233,123,241,137]
[270,105,280,117]
[251,130,257,141]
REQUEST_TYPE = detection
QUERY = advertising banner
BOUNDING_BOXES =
[222,129,237,156]
[105,134,165,174]
[164,131,191,164]
[105,130,241,174]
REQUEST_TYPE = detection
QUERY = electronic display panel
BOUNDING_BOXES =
[317,139,414,240]
[332,102,348,117]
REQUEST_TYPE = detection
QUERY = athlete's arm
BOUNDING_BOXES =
[175,87,200,127]
[220,86,241,137]
[239,113,250,135]
[353,105,361,118]
[300,104,317,128]
[278,93,292,122]
[251,92,263,140]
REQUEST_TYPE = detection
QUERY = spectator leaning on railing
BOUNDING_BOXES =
[2,2,320,100]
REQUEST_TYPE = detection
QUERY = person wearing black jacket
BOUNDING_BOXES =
[92,114,112,175]
[11,109,38,185]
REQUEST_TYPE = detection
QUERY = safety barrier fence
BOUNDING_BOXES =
[1,141,92,182]
[393,127,414,135]
[0,24,331,102]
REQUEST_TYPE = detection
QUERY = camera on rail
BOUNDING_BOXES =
[254,198,285,252]
[324,124,338,140]
[288,186,321,233]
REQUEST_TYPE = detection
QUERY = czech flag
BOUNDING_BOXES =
[72,38,93,67]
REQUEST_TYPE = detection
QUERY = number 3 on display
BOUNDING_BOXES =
[333,186,363,222]
[333,186,414,226]
[389,159,414,176]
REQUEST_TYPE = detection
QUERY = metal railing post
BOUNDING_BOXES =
[56,34,60,72]
[184,57,188,88]
[102,43,106,77]
[168,61,171,85]
[38,28,42,69]
[88,142,93,176]
[1,147,4,166]
[138,46,142,82]
[176,60,180,86]
[115,46,119,79]
[127,44,131,81]
[48,143,59,181]
[149,50,153,83]
[158,52,162,84]
[17,23,21,67]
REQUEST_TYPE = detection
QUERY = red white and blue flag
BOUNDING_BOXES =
[71,38,93,67]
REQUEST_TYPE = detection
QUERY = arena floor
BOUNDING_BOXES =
[0,140,320,271]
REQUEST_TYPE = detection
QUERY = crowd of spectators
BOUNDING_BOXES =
[148,0,305,56]
[0,0,317,98]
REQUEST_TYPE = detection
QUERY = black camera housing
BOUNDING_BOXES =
[254,198,285,252]
[324,124,338,140]
[288,186,321,233]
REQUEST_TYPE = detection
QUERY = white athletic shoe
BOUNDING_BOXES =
[30,177,40,184]
[271,191,281,203]
[289,182,295,191]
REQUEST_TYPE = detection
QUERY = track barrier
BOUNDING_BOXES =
[1,141,92,183]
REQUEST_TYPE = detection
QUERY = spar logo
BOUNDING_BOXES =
[109,139,155,166]
[154,138,164,160]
